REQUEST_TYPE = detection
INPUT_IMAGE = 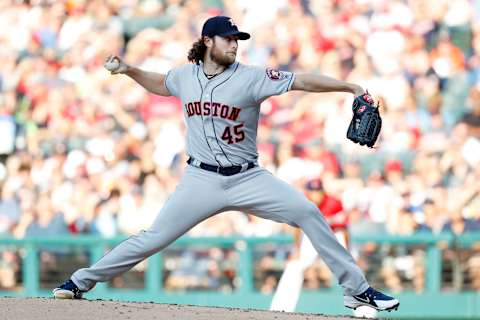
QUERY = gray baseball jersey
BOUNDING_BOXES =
[165,62,294,166]
[70,62,369,298]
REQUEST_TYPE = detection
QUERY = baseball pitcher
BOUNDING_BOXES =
[53,16,398,313]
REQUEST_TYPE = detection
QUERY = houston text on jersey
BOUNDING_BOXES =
[185,101,241,121]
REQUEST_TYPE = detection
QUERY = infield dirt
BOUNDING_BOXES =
[0,297,368,320]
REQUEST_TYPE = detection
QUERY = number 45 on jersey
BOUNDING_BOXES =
[221,124,245,144]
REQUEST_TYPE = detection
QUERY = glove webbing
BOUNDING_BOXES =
[357,110,381,147]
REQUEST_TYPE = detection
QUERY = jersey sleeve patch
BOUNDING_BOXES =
[266,68,287,81]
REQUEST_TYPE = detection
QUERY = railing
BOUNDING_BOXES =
[0,233,479,319]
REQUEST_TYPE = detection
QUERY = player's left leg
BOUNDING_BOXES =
[227,167,399,312]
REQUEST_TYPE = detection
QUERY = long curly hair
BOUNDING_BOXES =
[188,38,207,65]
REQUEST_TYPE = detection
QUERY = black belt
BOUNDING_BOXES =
[187,157,256,176]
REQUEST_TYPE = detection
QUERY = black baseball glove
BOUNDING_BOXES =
[346,92,381,148]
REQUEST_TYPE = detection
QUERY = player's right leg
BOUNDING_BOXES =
[53,165,226,299]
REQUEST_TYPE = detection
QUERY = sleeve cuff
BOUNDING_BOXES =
[286,72,296,92]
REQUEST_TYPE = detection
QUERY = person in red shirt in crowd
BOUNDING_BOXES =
[306,179,348,244]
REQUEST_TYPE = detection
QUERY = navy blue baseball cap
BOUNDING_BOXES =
[201,16,250,40]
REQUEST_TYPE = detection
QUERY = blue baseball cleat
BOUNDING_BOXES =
[344,287,399,311]
[52,279,84,299]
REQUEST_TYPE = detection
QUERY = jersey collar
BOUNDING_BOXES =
[198,61,239,84]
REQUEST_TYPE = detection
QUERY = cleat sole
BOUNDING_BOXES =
[383,302,400,312]
[345,302,399,312]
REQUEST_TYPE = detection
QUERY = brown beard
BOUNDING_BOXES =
[209,41,236,66]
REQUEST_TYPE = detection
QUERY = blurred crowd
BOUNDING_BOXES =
[0,0,480,293]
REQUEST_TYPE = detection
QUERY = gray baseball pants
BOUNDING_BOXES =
[72,165,369,295]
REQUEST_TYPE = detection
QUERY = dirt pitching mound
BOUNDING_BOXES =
[0,298,361,320]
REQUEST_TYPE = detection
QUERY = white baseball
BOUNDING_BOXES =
[105,58,120,71]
